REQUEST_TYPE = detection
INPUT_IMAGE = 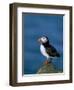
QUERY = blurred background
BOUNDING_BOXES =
[22,13,63,74]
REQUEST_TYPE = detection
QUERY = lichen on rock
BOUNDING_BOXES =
[37,61,62,74]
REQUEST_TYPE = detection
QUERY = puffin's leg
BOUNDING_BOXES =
[45,58,52,64]
[48,58,52,63]
[45,60,49,64]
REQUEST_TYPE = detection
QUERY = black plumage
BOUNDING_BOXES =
[42,39,60,57]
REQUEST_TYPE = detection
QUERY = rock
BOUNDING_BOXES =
[37,61,62,74]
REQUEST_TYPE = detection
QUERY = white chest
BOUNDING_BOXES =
[40,44,49,59]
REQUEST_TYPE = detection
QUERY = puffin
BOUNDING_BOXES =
[38,36,60,64]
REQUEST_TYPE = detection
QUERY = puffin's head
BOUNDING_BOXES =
[38,36,49,44]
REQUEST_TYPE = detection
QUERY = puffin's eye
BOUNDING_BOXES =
[43,37,47,40]
[41,37,47,43]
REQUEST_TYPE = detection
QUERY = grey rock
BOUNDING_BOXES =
[37,62,62,74]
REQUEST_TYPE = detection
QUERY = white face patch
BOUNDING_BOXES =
[41,37,47,43]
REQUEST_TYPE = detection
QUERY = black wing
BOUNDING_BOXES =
[46,45,60,57]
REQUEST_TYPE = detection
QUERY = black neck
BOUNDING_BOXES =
[42,41,49,48]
